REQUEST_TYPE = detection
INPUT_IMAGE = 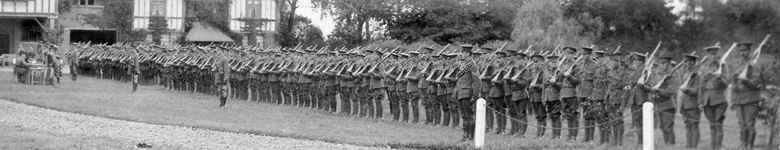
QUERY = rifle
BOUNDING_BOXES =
[651,58,688,90]
[713,43,737,75]
[679,56,709,89]
[637,41,663,84]
[737,34,771,79]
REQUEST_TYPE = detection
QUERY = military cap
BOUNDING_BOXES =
[547,55,560,59]
[594,50,606,54]
[374,50,385,55]
[658,53,673,60]
[531,54,545,60]
[683,52,699,61]
[737,42,753,51]
[505,49,518,54]
[563,47,577,53]
[581,46,594,53]
[443,53,459,58]
[422,47,435,53]
[388,53,398,58]
[496,51,508,57]
[355,54,366,57]
[364,49,375,53]
[480,47,494,52]
[515,52,528,58]
[704,45,721,51]
[460,45,474,52]
[409,51,420,56]
[400,53,410,58]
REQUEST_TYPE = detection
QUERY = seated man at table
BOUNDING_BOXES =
[14,52,31,83]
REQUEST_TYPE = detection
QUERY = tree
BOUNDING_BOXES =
[276,0,299,47]
[81,0,146,42]
[148,14,169,45]
[511,0,603,50]
[278,15,325,47]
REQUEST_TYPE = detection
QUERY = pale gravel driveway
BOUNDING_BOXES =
[0,99,386,150]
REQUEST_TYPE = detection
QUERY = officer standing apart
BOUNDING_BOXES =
[455,45,482,142]
[216,52,231,108]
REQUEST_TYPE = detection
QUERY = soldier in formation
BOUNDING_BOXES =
[69,37,771,147]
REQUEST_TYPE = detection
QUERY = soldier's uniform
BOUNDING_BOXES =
[698,46,728,149]
[648,54,678,145]
[731,43,764,148]
[453,45,481,141]
[606,52,629,146]
[506,50,530,136]
[216,54,231,107]
[590,50,610,144]
[627,52,649,144]
[544,55,563,139]
[528,54,547,138]
[680,53,701,148]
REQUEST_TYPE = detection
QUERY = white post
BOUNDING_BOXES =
[642,102,654,150]
[475,98,486,148]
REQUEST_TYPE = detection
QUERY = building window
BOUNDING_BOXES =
[20,20,43,42]
[246,0,262,18]
[77,0,95,5]
[150,0,166,16]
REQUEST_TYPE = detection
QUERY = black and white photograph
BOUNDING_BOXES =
[1,0,780,149]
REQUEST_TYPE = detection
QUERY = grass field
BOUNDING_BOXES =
[0,70,774,150]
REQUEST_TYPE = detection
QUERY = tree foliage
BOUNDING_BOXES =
[277,14,326,47]
[511,0,603,50]
[81,0,146,42]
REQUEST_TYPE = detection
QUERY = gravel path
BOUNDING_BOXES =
[0,99,384,150]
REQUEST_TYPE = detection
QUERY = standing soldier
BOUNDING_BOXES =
[506,50,530,137]
[405,51,422,124]
[679,52,701,148]
[559,47,580,141]
[731,42,764,148]
[528,53,547,139]
[129,48,141,93]
[607,51,629,146]
[453,45,481,141]
[649,52,678,145]
[627,52,648,144]
[544,54,564,139]
[590,50,610,144]
[488,50,509,134]
[698,45,728,149]
[215,52,231,108]
[369,49,387,119]
[66,44,82,81]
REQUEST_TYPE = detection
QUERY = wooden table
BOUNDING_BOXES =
[25,64,51,85]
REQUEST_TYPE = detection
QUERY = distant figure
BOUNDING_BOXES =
[215,53,231,108]
[129,49,141,93]
[14,52,30,83]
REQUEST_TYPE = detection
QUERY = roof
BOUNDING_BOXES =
[185,22,234,43]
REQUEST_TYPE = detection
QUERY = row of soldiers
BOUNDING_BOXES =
[67,36,770,148]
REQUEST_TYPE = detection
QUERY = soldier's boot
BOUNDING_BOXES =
[613,122,624,146]
[331,96,339,113]
[582,120,593,142]
[552,118,561,139]
[485,109,493,133]
[571,118,580,141]
[411,99,420,124]
[390,101,399,121]
[432,105,441,125]
[507,116,517,135]
[452,110,461,128]
[401,101,409,122]
[363,100,371,118]
[495,109,506,134]
[368,100,376,118]
[747,130,756,148]
[375,98,384,119]
[441,108,451,127]
[600,125,610,144]
[536,119,546,138]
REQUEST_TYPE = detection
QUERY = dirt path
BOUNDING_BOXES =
[0,99,383,150]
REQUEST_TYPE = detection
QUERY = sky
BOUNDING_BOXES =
[295,0,335,38]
